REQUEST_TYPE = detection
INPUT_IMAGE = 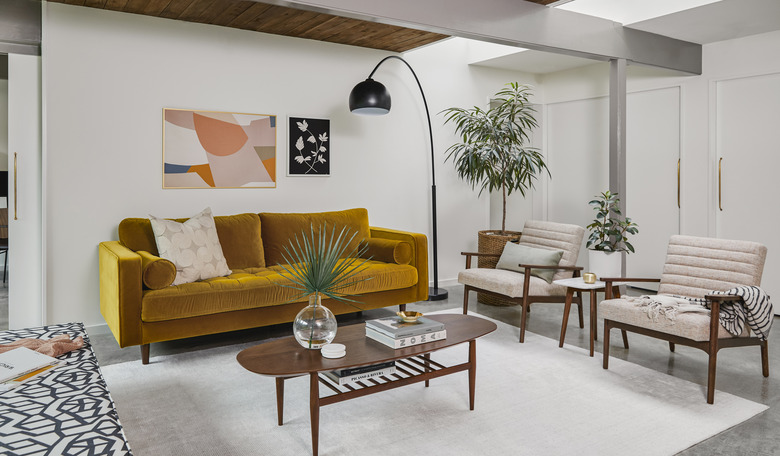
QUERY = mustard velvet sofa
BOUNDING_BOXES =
[98,208,428,364]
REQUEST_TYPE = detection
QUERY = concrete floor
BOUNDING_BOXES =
[64,285,780,454]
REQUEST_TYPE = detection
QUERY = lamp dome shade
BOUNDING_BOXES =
[349,78,391,115]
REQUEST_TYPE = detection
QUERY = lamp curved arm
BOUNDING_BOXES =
[363,55,445,299]
[366,56,436,187]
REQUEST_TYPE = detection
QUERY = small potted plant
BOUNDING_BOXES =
[278,225,370,349]
[585,191,639,279]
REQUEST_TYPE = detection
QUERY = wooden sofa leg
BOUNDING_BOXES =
[603,320,611,369]
[669,342,676,352]
[141,344,150,365]
[761,340,770,377]
[399,304,406,312]
[621,330,629,349]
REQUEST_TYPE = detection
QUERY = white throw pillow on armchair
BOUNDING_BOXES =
[149,207,232,285]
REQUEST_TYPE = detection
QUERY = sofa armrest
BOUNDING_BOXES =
[370,226,428,301]
[99,241,143,348]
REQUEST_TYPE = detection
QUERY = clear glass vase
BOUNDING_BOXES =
[293,294,337,349]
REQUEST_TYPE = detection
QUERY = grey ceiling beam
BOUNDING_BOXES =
[0,0,41,56]
[253,0,702,74]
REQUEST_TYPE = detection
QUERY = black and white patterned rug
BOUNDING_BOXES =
[0,322,132,455]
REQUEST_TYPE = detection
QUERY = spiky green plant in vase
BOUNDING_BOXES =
[278,224,371,349]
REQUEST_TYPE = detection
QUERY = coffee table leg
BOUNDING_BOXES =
[276,377,285,426]
[310,373,320,456]
[468,340,476,411]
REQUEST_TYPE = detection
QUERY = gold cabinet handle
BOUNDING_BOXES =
[718,157,723,212]
[13,152,18,220]
[677,159,680,208]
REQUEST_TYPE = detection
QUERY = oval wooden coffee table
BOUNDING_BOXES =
[237,314,497,456]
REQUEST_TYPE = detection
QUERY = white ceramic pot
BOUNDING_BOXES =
[588,250,623,281]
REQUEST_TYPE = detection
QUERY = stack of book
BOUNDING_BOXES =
[323,361,396,385]
[0,347,61,391]
[365,316,446,349]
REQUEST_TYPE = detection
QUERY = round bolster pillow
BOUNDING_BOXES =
[361,238,412,265]
[137,250,177,289]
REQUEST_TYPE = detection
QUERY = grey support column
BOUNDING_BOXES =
[609,58,627,275]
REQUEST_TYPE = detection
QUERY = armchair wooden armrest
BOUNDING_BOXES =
[461,251,501,269]
[704,293,745,302]
[601,277,661,299]
[520,264,583,271]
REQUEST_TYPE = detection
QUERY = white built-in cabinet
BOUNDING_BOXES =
[714,72,780,313]
[7,54,43,329]
[625,87,681,285]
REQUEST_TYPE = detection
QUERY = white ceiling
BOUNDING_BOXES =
[469,0,780,74]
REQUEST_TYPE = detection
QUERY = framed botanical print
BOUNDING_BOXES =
[288,116,330,176]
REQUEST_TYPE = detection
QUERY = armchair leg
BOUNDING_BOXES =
[462,287,470,315]
[519,298,529,343]
[621,330,629,349]
[669,342,675,352]
[707,351,718,404]
[603,320,611,369]
[141,344,150,365]
[761,340,769,377]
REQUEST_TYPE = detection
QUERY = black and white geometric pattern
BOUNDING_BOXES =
[0,322,133,455]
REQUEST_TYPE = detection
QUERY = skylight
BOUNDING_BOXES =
[555,0,721,26]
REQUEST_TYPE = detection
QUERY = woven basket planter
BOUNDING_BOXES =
[477,229,522,306]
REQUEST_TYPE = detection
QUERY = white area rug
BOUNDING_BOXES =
[101,312,768,456]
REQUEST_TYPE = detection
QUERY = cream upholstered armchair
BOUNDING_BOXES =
[459,220,586,343]
[600,235,770,404]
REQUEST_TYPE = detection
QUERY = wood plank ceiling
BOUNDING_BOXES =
[47,0,554,52]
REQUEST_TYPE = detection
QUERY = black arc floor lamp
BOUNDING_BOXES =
[349,55,447,301]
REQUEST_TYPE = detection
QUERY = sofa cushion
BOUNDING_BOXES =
[259,208,370,267]
[119,212,264,269]
[140,260,418,322]
[149,208,232,285]
[137,251,176,290]
[361,238,412,265]
[599,298,749,341]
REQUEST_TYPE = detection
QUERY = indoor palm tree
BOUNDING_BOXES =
[442,82,549,234]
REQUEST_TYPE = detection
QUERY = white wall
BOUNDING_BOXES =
[40,4,780,326]
[42,5,526,326]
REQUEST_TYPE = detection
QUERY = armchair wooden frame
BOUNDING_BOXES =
[462,251,584,343]
[602,277,769,404]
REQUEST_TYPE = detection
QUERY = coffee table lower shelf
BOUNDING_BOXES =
[276,344,476,456]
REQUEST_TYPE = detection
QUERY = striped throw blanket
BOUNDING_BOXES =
[628,286,773,341]
[706,286,773,341]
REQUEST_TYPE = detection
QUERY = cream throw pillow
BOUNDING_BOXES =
[149,207,232,285]
[496,242,564,284]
